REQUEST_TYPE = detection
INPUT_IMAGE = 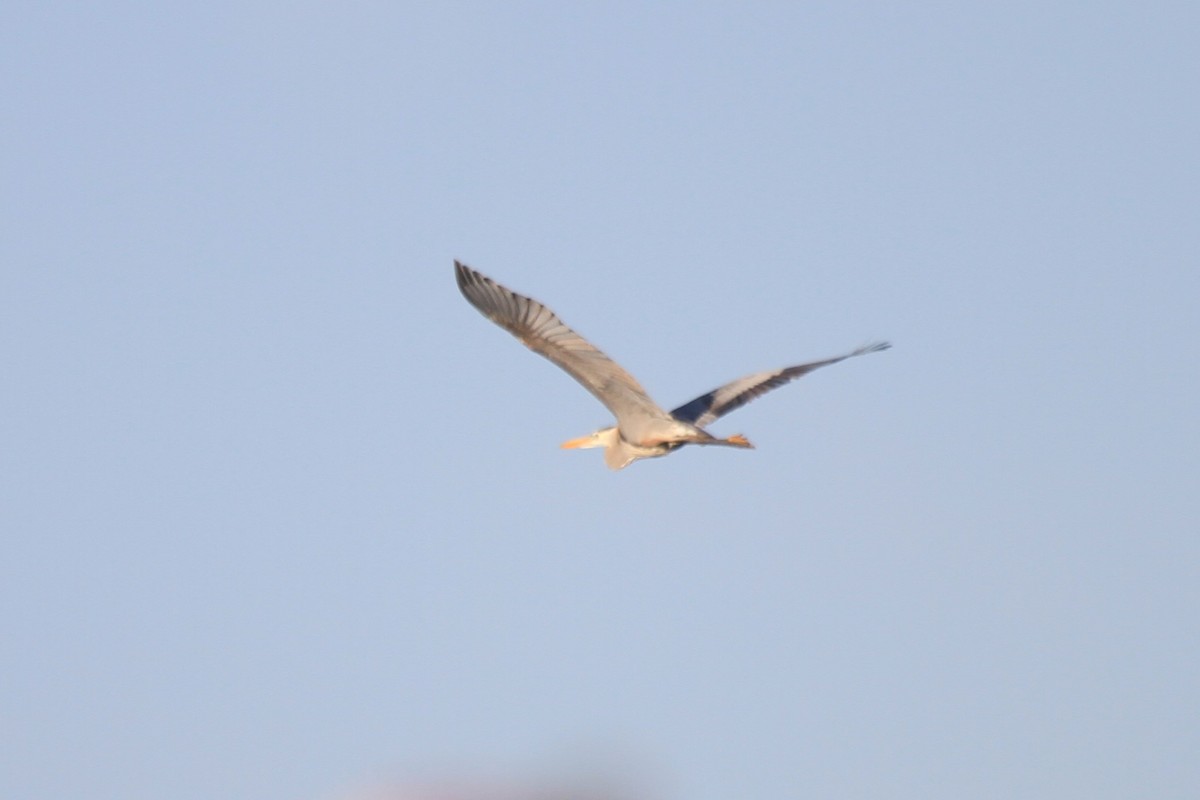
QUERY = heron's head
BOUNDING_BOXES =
[560,427,617,450]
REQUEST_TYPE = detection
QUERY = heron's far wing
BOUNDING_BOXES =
[671,342,891,427]
[455,261,667,422]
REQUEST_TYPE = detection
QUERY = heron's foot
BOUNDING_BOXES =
[725,433,754,448]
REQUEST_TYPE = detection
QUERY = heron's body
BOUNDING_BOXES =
[455,261,888,470]
[562,424,753,471]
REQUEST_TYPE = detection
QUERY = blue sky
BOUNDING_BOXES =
[3,3,1197,799]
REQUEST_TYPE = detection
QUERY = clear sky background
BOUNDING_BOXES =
[3,3,1197,799]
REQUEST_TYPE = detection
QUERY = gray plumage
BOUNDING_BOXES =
[455,260,889,469]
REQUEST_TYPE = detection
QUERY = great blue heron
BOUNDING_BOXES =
[455,261,889,470]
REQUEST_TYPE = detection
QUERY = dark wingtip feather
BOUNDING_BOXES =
[454,259,472,295]
[455,260,503,311]
[857,341,892,355]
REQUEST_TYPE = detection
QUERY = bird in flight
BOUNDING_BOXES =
[455,261,889,470]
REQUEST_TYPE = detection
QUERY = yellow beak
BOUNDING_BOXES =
[560,435,593,449]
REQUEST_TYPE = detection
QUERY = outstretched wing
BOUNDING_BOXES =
[455,261,668,424]
[671,342,891,428]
